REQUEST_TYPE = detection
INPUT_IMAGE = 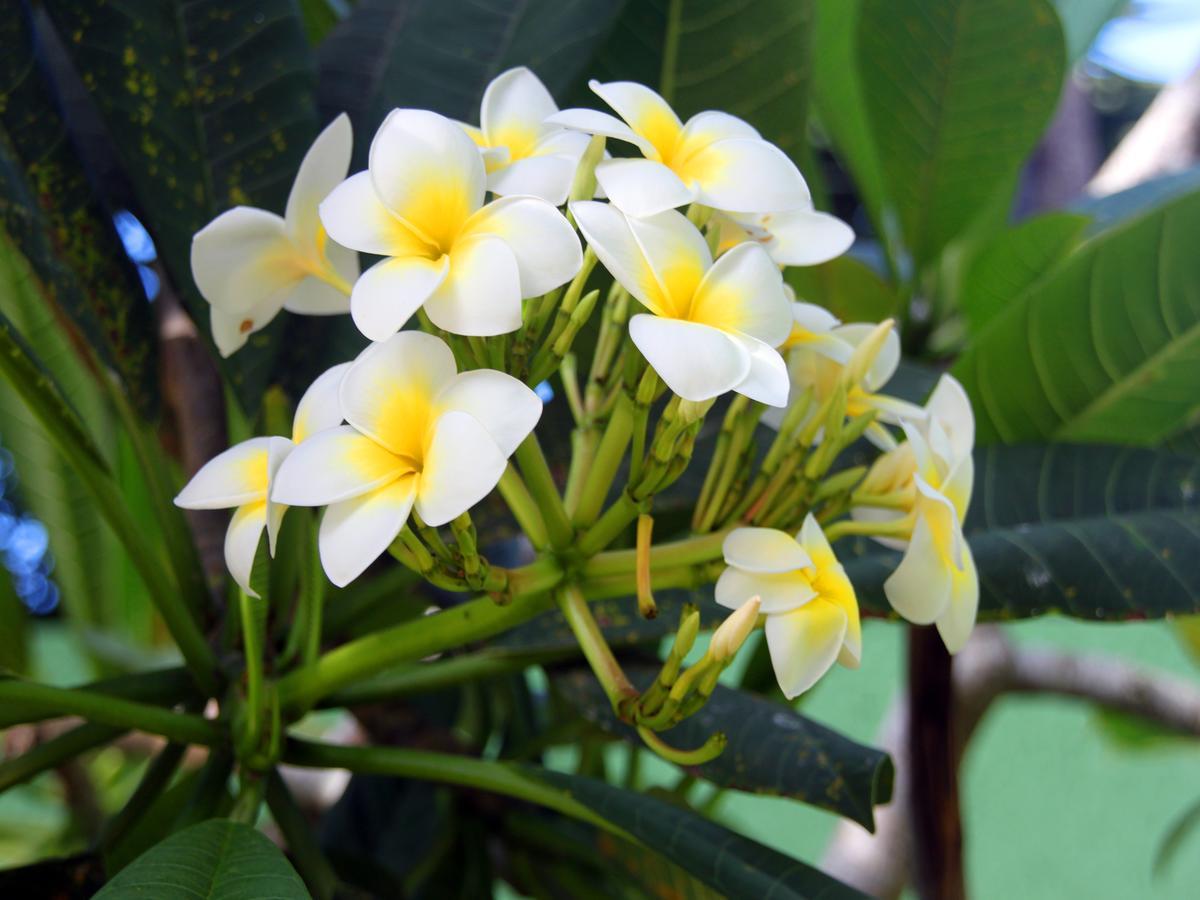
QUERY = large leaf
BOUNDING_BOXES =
[533,770,867,899]
[0,10,157,412]
[95,819,310,899]
[954,190,1200,445]
[847,444,1200,620]
[318,0,625,165]
[555,664,894,830]
[589,0,815,159]
[43,1,322,404]
[785,253,900,323]
[857,0,1066,266]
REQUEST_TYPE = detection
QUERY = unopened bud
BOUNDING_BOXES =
[710,596,761,662]
[674,605,701,659]
[568,134,606,203]
[677,398,715,426]
[843,318,895,388]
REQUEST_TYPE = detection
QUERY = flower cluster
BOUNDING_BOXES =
[179,67,979,715]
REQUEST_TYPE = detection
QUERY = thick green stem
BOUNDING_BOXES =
[0,667,196,729]
[514,435,573,549]
[573,394,635,527]
[584,529,729,579]
[556,584,636,710]
[0,722,122,792]
[497,464,551,549]
[238,588,265,753]
[576,492,642,557]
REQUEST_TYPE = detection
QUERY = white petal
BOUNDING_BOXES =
[265,437,293,555]
[569,201,668,314]
[715,566,816,615]
[368,109,485,246]
[835,323,900,391]
[690,241,792,345]
[282,274,352,316]
[175,437,271,510]
[340,331,458,458]
[531,129,592,158]
[760,208,854,266]
[765,600,848,699]
[595,158,696,217]
[424,236,522,336]
[292,362,352,444]
[626,208,712,315]
[937,542,979,654]
[588,80,682,159]
[926,374,975,463]
[730,334,790,407]
[678,110,761,145]
[685,138,811,213]
[319,475,417,587]
[209,307,255,358]
[225,502,268,598]
[884,513,952,625]
[481,67,559,148]
[190,207,294,315]
[286,113,353,254]
[350,256,448,342]
[797,513,838,571]
[434,369,542,456]
[629,315,749,402]
[319,171,430,257]
[488,155,579,205]
[544,108,655,156]
[723,527,812,574]
[462,196,582,297]
[414,411,507,526]
[941,452,974,523]
[270,425,410,506]
[791,301,841,334]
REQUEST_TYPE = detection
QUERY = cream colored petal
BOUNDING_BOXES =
[759,208,854,266]
[285,113,353,254]
[626,208,712,314]
[723,526,812,574]
[677,110,761,147]
[926,374,975,463]
[349,256,449,342]
[569,201,670,315]
[282,274,352,316]
[481,66,559,149]
[264,437,293,555]
[835,323,900,391]
[588,80,682,160]
[689,242,792,345]
[434,369,542,457]
[629,314,750,402]
[414,411,507,526]
[729,333,790,407]
[292,362,352,444]
[175,437,271,510]
[797,513,838,571]
[715,566,815,615]
[225,501,268,598]
[424,235,522,336]
[937,542,979,654]
[765,601,848,699]
[461,196,582,296]
[544,108,655,156]
[487,155,579,205]
[190,206,295,315]
[270,425,410,506]
[595,158,696,218]
[884,512,952,625]
[319,171,431,257]
[319,474,417,587]
[685,138,811,213]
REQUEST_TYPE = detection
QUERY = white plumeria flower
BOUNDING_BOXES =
[270,331,542,587]
[191,114,359,357]
[780,297,853,365]
[458,67,592,205]
[571,201,792,405]
[548,80,810,218]
[714,206,854,267]
[715,516,861,699]
[174,362,351,596]
[319,110,582,341]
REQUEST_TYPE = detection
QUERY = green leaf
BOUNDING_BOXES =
[0,568,26,675]
[96,819,310,899]
[847,444,1200,620]
[532,770,868,899]
[43,2,322,405]
[588,0,815,159]
[1092,708,1186,750]
[555,664,894,830]
[856,0,1066,266]
[785,254,900,323]
[1054,0,1125,63]
[298,0,348,44]
[954,190,1200,445]
[0,11,157,413]
[960,212,1089,333]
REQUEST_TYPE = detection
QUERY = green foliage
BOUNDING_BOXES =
[785,255,901,323]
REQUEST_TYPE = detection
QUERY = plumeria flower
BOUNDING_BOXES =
[571,201,792,405]
[174,362,350,596]
[779,297,853,365]
[713,206,854,267]
[191,114,358,357]
[715,516,861,698]
[458,67,592,205]
[319,110,582,340]
[548,81,810,218]
[271,331,541,587]
[855,375,979,652]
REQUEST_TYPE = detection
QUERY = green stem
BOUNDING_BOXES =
[573,394,635,527]
[265,770,338,900]
[659,0,684,102]
[556,584,636,710]
[497,464,551,549]
[823,513,915,543]
[636,725,726,767]
[514,435,573,549]
[237,588,266,754]
[576,492,642,557]
[0,722,122,792]
[584,529,729,578]
[0,667,196,729]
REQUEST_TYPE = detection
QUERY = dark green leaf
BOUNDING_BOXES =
[954,190,1200,445]
[96,819,310,899]
[857,0,1066,266]
[785,254,900,323]
[555,664,894,830]
[299,0,347,43]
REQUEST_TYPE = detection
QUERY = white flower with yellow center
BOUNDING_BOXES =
[716,516,861,698]
[191,114,359,357]
[270,331,541,587]
[458,67,592,205]
[571,200,792,405]
[714,206,855,267]
[549,81,810,218]
[173,362,350,595]
[319,110,582,341]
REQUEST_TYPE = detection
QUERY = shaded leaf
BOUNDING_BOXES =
[785,254,899,323]
[555,664,894,830]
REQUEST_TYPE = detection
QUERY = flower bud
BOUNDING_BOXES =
[843,318,895,389]
[569,134,606,203]
[710,596,761,663]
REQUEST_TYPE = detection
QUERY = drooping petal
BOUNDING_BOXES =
[628,315,750,402]
[368,109,485,250]
[414,411,507,526]
[723,527,812,574]
[689,242,792,345]
[715,566,816,615]
[209,307,261,359]
[270,425,411,507]
[285,113,353,255]
[175,437,272,510]
[461,196,582,296]
[569,201,669,315]
[588,80,682,160]
[424,235,523,336]
[730,334,790,407]
[282,274,352,316]
[758,208,855,266]
[481,67,559,154]
[488,155,579,205]
[191,207,295,315]
[937,543,979,654]
[940,452,974,523]
[544,108,656,157]
[926,374,975,463]
[339,331,458,459]
[319,474,418,587]
[264,437,293,555]
[594,158,696,218]
[765,600,848,699]
[225,501,268,597]
[319,171,431,257]
[292,362,352,444]
[682,138,811,213]
[434,370,542,457]
[350,255,449,342]
[884,513,952,625]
